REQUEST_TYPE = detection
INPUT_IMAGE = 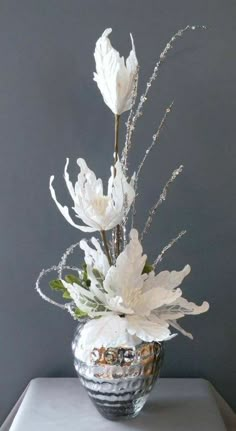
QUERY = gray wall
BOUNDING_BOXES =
[0,0,235,422]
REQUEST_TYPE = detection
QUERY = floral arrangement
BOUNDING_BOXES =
[36,26,209,352]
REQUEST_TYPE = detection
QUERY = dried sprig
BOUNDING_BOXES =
[153,230,187,268]
[140,165,184,240]
[58,242,81,278]
[137,101,174,180]
[121,66,139,174]
[122,25,206,172]
[35,264,80,311]
[131,101,174,229]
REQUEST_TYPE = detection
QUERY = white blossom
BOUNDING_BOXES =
[63,229,209,345]
[94,28,138,115]
[49,158,135,233]
[74,315,140,363]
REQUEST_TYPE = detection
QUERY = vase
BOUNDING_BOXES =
[72,322,164,421]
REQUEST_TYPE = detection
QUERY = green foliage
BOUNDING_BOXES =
[49,278,72,300]
[92,268,105,285]
[49,279,65,291]
[65,274,82,285]
[82,264,91,288]
[49,264,91,306]
[62,291,72,299]
[49,263,108,320]
[142,263,153,274]
[74,308,88,318]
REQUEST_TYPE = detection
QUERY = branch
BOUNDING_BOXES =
[141,164,184,240]
[153,230,187,268]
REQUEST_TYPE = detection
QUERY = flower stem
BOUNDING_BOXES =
[114,114,120,167]
[101,230,112,266]
[114,114,121,257]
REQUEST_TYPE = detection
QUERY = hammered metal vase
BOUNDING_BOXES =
[72,323,164,421]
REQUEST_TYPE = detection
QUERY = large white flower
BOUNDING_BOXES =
[63,229,209,346]
[94,28,138,115]
[74,315,140,363]
[49,158,135,233]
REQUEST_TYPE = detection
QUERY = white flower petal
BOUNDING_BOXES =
[103,228,146,300]
[50,158,135,233]
[80,237,110,276]
[75,315,140,362]
[62,280,108,318]
[94,28,138,115]
[135,287,183,316]
[106,296,134,314]
[167,319,193,340]
[145,265,191,292]
[49,176,95,232]
[64,158,76,201]
[127,315,176,342]
[153,293,209,322]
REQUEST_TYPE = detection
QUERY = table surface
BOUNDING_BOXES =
[2,378,236,431]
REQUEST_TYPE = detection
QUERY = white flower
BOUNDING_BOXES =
[74,315,140,363]
[63,229,209,346]
[94,28,138,115]
[49,158,135,233]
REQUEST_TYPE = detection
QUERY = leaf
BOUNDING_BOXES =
[74,308,88,318]
[49,279,65,291]
[62,291,72,299]
[49,278,71,300]
[92,268,105,285]
[49,268,91,304]
[85,279,91,288]
[82,264,88,280]
[65,274,82,286]
[142,263,153,274]
[82,264,91,288]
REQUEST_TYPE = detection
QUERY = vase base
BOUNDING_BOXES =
[90,394,149,421]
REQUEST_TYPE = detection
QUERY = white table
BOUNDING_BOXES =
[1,378,235,431]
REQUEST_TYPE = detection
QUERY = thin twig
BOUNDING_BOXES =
[122,25,206,169]
[114,114,121,257]
[101,230,112,266]
[141,165,184,240]
[58,241,81,278]
[153,230,187,268]
[137,101,174,180]
[121,66,139,173]
[131,101,174,228]
[35,264,80,309]
[114,114,120,166]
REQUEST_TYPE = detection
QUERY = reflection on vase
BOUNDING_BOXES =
[72,323,164,421]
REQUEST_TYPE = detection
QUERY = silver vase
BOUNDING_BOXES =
[72,322,164,421]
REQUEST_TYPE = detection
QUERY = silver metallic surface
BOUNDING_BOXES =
[72,324,164,420]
